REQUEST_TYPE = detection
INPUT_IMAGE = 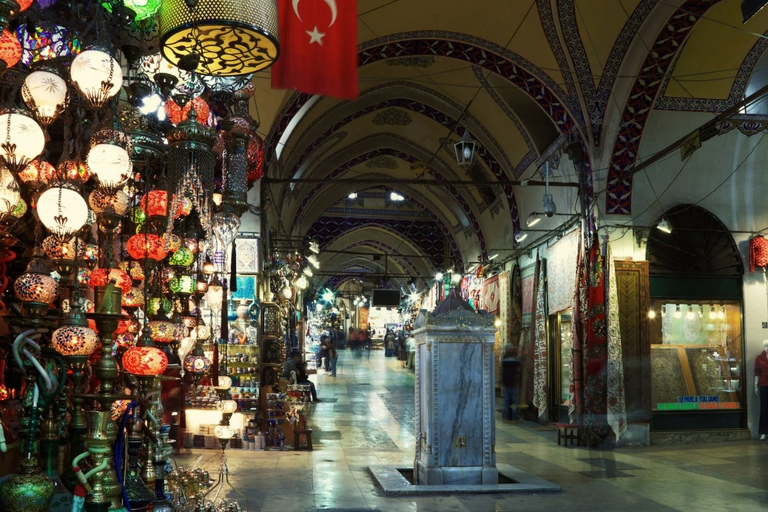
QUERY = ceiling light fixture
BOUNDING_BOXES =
[527,212,541,227]
[542,162,557,218]
[657,218,672,234]
[514,231,527,243]
[454,129,477,167]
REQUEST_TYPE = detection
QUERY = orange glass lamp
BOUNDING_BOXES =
[0,27,21,73]
[19,159,55,186]
[89,267,132,294]
[140,189,168,218]
[127,233,167,267]
[123,326,169,397]
[147,318,180,345]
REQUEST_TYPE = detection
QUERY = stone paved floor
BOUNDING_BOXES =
[176,349,768,511]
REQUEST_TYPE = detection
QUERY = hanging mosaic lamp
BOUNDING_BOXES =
[101,0,161,21]
[21,67,68,126]
[168,246,194,268]
[70,47,123,108]
[19,159,55,186]
[126,233,167,265]
[123,328,169,376]
[56,157,90,184]
[0,27,21,72]
[164,96,210,126]
[0,109,45,173]
[169,273,195,296]
[14,251,59,317]
[158,0,280,76]
[88,188,130,215]
[16,21,81,66]
[139,189,168,218]
[183,340,211,384]
[89,267,132,294]
[36,183,89,241]
[52,304,99,357]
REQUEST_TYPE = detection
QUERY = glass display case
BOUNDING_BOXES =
[649,301,743,412]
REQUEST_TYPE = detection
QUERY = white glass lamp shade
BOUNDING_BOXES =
[205,283,223,312]
[214,425,234,439]
[22,70,68,126]
[216,375,232,390]
[37,184,89,240]
[70,48,123,108]
[0,110,45,173]
[217,399,238,414]
[0,166,20,216]
[87,134,133,190]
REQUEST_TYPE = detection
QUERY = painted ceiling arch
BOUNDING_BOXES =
[306,217,462,273]
[252,0,768,277]
[284,139,476,232]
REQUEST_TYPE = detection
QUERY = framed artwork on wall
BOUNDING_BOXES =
[236,236,260,274]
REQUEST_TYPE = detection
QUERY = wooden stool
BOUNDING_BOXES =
[555,423,581,447]
[293,429,313,451]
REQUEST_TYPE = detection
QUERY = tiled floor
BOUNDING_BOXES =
[176,350,768,511]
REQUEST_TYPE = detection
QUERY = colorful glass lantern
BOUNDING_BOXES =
[22,68,68,126]
[41,235,84,261]
[162,233,181,252]
[123,345,168,376]
[88,189,130,215]
[247,133,264,183]
[158,0,280,76]
[114,332,136,350]
[147,296,172,316]
[164,96,210,126]
[119,260,145,281]
[169,274,195,296]
[140,189,168,218]
[57,158,90,183]
[217,399,238,414]
[87,129,133,190]
[19,159,55,185]
[168,247,194,267]
[16,21,81,67]
[195,276,208,295]
[70,47,123,108]
[129,205,146,225]
[127,233,167,263]
[14,253,59,312]
[148,319,178,344]
[0,109,45,173]
[122,286,144,308]
[102,0,162,20]
[183,342,211,377]
[89,267,132,294]
[0,28,21,71]
[216,375,232,390]
[174,196,192,218]
[37,183,89,241]
[52,324,99,357]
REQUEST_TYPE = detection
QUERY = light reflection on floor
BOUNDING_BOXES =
[175,349,768,511]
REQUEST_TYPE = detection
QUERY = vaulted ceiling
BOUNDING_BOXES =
[253,0,768,291]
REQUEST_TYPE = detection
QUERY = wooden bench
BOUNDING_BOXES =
[555,423,582,447]
[293,429,313,451]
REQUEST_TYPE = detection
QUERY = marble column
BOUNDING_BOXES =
[413,308,497,485]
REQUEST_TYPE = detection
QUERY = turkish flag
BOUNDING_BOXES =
[271,0,359,99]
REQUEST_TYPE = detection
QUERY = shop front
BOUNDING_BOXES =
[646,205,747,436]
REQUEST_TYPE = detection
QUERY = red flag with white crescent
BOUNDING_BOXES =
[271,0,359,99]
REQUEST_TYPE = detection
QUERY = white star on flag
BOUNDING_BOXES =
[306,26,325,45]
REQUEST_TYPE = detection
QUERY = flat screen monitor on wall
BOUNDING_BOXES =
[372,289,401,307]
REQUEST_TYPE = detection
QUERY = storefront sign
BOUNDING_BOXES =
[657,396,740,410]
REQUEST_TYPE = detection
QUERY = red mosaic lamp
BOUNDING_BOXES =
[126,233,167,267]
[0,27,21,73]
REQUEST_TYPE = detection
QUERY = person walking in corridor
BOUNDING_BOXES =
[329,342,339,377]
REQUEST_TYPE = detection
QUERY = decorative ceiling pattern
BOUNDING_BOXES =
[258,0,768,285]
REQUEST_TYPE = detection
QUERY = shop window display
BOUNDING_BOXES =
[649,301,743,412]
